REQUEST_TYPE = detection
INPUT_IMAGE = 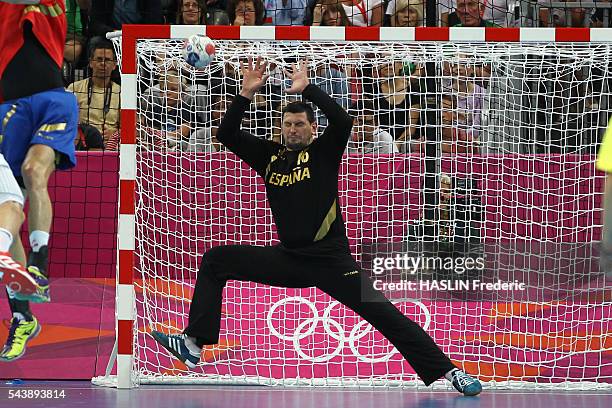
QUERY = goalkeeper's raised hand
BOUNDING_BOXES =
[239,57,270,100]
[284,59,310,95]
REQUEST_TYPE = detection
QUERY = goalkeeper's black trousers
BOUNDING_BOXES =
[184,238,456,386]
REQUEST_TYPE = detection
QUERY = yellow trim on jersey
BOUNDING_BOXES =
[0,104,18,145]
[597,117,612,173]
[2,104,17,130]
[314,199,337,242]
[37,123,67,133]
[23,3,64,17]
[265,154,278,179]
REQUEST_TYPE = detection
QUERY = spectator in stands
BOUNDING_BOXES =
[385,0,423,27]
[185,84,232,152]
[265,0,307,25]
[63,0,90,85]
[141,69,195,150]
[311,0,352,25]
[347,101,399,154]
[89,0,164,38]
[569,7,588,27]
[443,58,485,127]
[340,0,383,26]
[176,0,231,24]
[538,2,592,28]
[227,0,266,25]
[367,59,422,152]
[177,0,206,23]
[438,173,453,238]
[591,1,612,28]
[440,94,480,154]
[65,0,89,65]
[67,41,121,150]
[205,0,230,23]
[452,0,499,27]
[75,124,106,151]
[441,0,511,27]
[306,0,383,26]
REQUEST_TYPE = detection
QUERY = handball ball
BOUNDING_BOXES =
[182,35,215,69]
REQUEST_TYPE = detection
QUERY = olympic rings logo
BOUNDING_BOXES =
[266,296,431,363]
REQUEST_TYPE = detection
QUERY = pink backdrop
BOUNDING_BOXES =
[133,152,609,385]
[45,152,603,279]
[43,152,119,278]
[4,152,604,383]
[137,153,603,277]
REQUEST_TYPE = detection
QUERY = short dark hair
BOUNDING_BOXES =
[282,101,315,124]
[89,39,116,60]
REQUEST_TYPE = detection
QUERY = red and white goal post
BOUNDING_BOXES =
[95,25,612,390]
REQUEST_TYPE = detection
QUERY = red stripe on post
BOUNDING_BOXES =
[125,24,171,39]
[346,27,380,41]
[120,110,136,145]
[118,320,133,355]
[122,31,137,74]
[556,28,590,42]
[486,27,520,42]
[119,250,134,285]
[275,26,311,41]
[415,27,449,41]
[120,180,135,215]
[122,25,171,74]
[206,25,241,40]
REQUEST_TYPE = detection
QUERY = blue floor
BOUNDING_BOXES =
[0,381,610,408]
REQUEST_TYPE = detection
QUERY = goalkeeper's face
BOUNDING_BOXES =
[282,112,316,151]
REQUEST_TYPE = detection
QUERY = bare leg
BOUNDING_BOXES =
[21,144,55,235]
[9,233,27,266]
[0,201,24,242]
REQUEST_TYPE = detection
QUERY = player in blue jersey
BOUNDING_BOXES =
[0,0,78,361]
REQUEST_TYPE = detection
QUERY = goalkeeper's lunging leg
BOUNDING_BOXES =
[151,245,314,369]
[317,269,482,396]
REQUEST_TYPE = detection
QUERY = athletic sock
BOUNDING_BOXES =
[12,312,25,322]
[7,289,33,321]
[0,228,13,252]
[184,336,202,357]
[29,230,49,253]
[445,368,459,381]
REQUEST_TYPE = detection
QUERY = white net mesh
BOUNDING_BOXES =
[106,34,612,389]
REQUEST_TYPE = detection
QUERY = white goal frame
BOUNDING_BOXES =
[102,25,612,390]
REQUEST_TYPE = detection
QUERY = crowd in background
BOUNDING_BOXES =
[63,0,612,153]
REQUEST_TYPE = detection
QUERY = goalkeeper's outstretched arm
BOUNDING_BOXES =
[284,60,353,152]
[215,57,277,176]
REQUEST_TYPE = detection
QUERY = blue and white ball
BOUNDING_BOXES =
[182,35,215,69]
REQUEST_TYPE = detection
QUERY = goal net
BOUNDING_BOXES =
[100,27,611,390]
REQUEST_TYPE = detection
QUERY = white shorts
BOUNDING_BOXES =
[0,153,24,207]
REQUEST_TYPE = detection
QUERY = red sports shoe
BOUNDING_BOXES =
[0,251,39,296]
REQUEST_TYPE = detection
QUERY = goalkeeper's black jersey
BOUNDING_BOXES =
[216,84,354,249]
